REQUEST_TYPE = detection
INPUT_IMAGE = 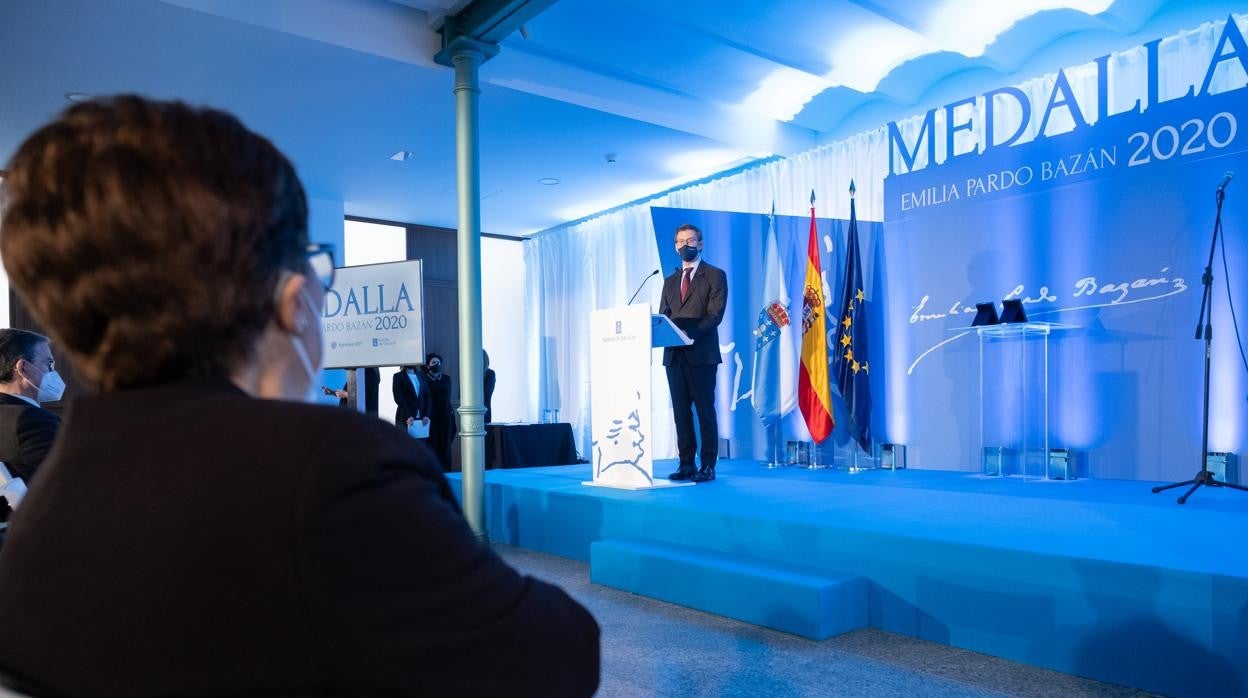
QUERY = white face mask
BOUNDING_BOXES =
[36,369,65,403]
[288,289,325,404]
[21,358,65,404]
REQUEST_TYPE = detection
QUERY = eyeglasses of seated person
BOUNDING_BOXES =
[0,95,599,697]
[304,242,336,291]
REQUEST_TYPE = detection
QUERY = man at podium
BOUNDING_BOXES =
[659,224,727,483]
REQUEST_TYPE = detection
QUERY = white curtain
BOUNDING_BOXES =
[525,13,1245,458]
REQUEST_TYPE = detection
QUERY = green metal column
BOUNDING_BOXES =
[436,0,553,540]
[452,45,487,540]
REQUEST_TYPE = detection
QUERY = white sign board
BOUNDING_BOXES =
[322,260,425,369]
[586,304,692,490]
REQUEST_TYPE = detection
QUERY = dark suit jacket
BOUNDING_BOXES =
[484,368,496,423]
[392,369,432,427]
[362,366,380,416]
[0,393,61,481]
[0,378,599,696]
[659,261,728,366]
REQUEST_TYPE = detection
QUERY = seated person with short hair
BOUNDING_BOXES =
[0,96,599,696]
[0,328,63,481]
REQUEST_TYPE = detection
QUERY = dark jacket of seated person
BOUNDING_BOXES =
[0,95,598,697]
[0,379,599,696]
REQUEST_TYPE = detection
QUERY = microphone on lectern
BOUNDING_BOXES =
[627,269,661,305]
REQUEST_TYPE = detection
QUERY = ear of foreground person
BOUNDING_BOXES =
[0,378,600,696]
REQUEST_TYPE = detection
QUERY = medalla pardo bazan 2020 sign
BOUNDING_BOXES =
[320,259,425,369]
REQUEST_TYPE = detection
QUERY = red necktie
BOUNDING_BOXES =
[681,267,692,302]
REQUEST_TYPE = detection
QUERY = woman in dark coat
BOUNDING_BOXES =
[392,364,431,437]
[424,352,456,470]
[0,96,599,696]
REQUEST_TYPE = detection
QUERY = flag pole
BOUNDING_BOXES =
[766,421,783,468]
[803,188,831,470]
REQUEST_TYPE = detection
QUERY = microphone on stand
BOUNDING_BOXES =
[1217,171,1234,194]
[627,269,660,305]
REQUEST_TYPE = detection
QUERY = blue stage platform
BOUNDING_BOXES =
[448,461,1248,697]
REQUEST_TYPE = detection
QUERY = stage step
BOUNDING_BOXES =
[590,538,867,640]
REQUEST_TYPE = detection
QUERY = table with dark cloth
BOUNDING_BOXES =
[484,423,579,469]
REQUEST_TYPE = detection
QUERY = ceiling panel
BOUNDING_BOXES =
[517,0,785,105]
[3,0,1243,235]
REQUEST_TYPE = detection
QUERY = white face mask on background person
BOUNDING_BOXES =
[35,370,66,403]
[19,352,65,404]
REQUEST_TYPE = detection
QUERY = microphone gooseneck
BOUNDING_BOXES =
[627,269,661,305]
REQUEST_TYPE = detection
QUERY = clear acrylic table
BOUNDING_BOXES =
[975,322,1074,480]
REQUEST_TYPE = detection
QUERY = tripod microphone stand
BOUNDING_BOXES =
[1152,174,1247,504]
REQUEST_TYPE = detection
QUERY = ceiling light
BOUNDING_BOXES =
[389,150,415,162]
[65,93,92,103]
[538,177,560,185]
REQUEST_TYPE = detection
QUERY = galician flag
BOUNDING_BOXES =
[798,191,834,443]
[751,203,796,424]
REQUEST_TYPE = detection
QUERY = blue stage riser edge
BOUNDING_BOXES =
[451,476,1248,697]
[590,538,868,640]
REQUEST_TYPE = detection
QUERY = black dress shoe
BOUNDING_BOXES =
[691,466,716,483]
[668,466,697,481]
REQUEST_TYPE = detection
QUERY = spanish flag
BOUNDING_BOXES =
[798,191,834,443]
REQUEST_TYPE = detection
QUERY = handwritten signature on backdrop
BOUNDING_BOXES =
[906,267,1188,374]
[725,265,1188,411]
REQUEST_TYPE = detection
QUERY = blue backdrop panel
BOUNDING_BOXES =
[649,207,886,459]
[882,87,1248,480]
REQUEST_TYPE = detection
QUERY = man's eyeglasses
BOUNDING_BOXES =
[305,243,336,291]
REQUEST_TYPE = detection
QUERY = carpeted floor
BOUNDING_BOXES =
[497,544,1158,697]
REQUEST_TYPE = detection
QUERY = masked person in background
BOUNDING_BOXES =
[0,329,63,481]
[660,223,727,483]
[0,96,599,697]
[393,363,431,438]
[423,352,457,470]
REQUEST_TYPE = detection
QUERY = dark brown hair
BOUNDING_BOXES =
[0,329,49,383]
[0,96,308,390]
[675,223,701,242]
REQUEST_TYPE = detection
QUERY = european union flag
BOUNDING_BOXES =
[831,181,872,452]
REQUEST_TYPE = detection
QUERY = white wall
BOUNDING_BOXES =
[343,218,408,422]
[481,237,527,423]
[307,197,347,408]
[341,221,530,424]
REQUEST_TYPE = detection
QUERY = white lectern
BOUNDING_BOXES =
[585,304,694,489]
